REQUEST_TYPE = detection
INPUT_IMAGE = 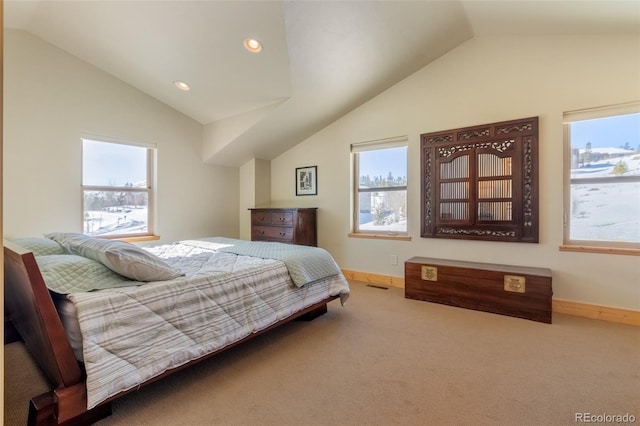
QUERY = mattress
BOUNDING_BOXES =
[52,239,350,409]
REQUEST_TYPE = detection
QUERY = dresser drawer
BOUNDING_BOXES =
[249,208,317,246]
[251,211,294,227]
[252,226,294,242]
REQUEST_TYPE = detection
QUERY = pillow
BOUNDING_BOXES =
[46,232,183,282]
[12,237,66,256]
[36,255,134,294]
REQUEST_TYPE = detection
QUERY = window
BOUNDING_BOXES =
[351,138,408,237]
[421,117,539,243]
[82,138,155,238]
[563,103,640,251]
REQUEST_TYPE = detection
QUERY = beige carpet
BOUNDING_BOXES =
[4,281,640,425]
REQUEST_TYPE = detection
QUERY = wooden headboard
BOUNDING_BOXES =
[4,240,82,388]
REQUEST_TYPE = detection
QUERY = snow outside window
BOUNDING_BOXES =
[82,138,155,238]
[563,103,640,250]
[352,137,408,236]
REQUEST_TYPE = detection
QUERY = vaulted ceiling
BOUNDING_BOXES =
[5,1,639,166]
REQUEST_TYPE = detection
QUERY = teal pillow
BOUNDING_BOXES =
[12,237,66,256]
[36,255,134,294]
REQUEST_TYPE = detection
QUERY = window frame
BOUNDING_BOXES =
[561,102,640,255]
[350,137,410,240]
[81,137,157,240]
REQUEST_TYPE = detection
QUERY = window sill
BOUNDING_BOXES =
[348,232,411,241]
[118,235,160,243]
[559,245,640,256]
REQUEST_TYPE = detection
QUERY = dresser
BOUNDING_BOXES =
[249,208,317,246]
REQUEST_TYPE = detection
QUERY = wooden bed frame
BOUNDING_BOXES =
[4,240,338,426]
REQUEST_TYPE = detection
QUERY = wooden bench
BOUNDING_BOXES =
[405,257,552,323]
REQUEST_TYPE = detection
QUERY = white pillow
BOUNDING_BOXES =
[46,232,183,282]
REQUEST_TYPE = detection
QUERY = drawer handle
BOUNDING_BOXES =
[258,230,264,235]
[278,217,285,221]
[259,216,265,221]
[280,232,286,236]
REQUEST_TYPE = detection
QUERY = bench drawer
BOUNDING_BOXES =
[405,257,552,323]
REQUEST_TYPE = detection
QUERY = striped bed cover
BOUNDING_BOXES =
[65,239,350,409]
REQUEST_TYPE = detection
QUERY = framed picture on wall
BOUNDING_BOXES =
[295,166,317,196]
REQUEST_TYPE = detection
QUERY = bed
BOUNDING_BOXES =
[4,233,350,425]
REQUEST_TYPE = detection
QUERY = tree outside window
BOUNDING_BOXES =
[352,139,408,236]
[82,138,155,238]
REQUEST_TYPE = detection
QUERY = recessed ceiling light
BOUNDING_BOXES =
[243,38,262,53]
[174,80,190,91]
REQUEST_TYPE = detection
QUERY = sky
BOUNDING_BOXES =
[570,112,640,149]
[83,139,148,186]
[359,113,640,180]
[359,146,407,180]
[84,113,638,186]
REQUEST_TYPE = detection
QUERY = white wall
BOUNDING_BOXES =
[239,158,271,240]
[3,30,239,243]
[271,35,640,311]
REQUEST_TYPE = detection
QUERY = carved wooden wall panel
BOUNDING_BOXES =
[421,117,539,242]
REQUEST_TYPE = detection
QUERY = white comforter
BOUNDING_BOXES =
[66,240,350,409]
